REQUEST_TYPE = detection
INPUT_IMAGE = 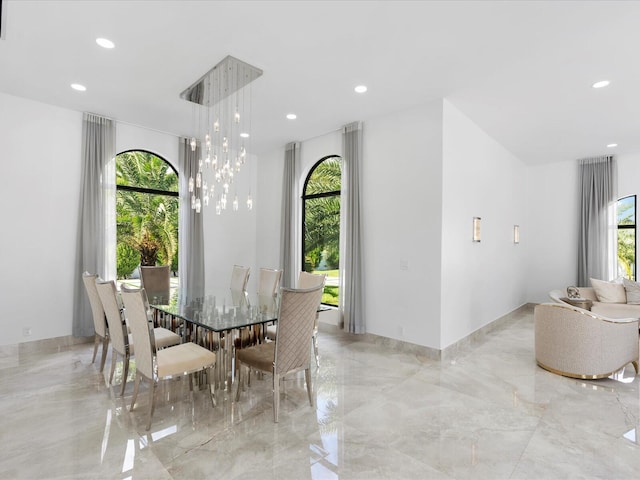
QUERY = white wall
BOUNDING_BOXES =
[440,100,527,348]
[202,154,258,292]
[255,146,285,276]
[363,103,444,349]
[0,100,189,346]
[525,158,579,302]
[617,152,640,199]
[0,92,82,344]
[116,123,179,171]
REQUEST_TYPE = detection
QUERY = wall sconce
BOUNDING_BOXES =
[513,225,520,244]
[472,217,481,242]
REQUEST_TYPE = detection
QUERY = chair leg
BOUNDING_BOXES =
[146,381,156,431]
[99,337,109,372]
[305,368,314,407]
[208,367,216,407]
[130,373,142,411]
[120,353,130,397]
[313,334,320,368]
[235,362,242,402]
[92,336,99,364]
[109,349,117,385]
[273,374,280,423]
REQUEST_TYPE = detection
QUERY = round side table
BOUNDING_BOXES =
[560,297,593,311]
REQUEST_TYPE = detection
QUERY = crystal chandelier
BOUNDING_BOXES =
[180,56,262,214]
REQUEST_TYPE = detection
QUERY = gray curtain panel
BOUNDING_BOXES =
[178,138,205,302]
[578,155,617,285]
[341,121,365,333]
[280,142,299,288]
[72,113,115,337]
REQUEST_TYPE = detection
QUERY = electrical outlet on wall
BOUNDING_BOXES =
[22,327,32,337]
[400,259,409,271]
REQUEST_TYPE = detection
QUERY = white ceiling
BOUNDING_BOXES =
[1,0,639,165]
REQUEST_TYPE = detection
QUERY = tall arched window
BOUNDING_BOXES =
[302,155,341,306]
[115,150,179,280]
[618,195,636,280]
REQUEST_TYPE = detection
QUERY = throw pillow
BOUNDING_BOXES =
[590,278,627,303]
[623,278,640,304]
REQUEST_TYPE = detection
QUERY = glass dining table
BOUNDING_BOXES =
[151,289,279,391]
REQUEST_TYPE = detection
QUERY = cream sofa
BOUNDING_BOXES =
[535,302,639,379]
[550,287,640,319]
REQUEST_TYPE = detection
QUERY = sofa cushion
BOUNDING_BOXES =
[575,287,599,301]
[623,278,640,304]
[590,278,626,303]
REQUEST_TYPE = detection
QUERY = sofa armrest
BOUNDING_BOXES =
[539,302,639,323]
[549,290,565,303]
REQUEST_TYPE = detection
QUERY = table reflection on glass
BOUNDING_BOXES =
[151,289,278,391]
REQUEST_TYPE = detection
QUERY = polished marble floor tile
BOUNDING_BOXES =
[2,308,640,479]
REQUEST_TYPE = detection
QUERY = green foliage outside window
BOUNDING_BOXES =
[304,157,341,306]
[116,151,179,279]
[617,196,636,281]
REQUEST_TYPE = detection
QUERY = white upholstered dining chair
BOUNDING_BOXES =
[235,284,324,422]
[258,268,282,297]
[266,271,326,366]
[230,264,251,292]
[96,280,181,396]
[96,280,133,396]
[140,265,171,304]
[81,272,109,372]
[121,287,217,431]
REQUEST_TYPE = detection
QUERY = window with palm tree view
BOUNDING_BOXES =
[618,195,636,281]
[116,151,179,283]
[302,156,341,306]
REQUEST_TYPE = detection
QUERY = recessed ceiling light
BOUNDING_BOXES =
[96,38,115,49]
[354,85,368,93]
[240,132,249,138]
[592,80,610,89]
[71,83,87,92]
[286,113,297,120]
[607,143,618,148]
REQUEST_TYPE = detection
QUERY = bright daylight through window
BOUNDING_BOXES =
[302,156,341,306]
[617,195,636,281]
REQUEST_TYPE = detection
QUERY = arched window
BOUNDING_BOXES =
[617,195,636,280]
[302,156,341,306]
[115,150,179,280]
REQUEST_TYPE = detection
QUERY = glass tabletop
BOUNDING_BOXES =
[151,289,279,333]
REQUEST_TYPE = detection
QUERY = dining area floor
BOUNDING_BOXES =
[2,305,640,479]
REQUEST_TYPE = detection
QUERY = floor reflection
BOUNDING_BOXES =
[4,309,640,478]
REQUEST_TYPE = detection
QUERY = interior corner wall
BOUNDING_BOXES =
[362,103,443,349]
[0,92,82,345]
[440,99,527,349]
